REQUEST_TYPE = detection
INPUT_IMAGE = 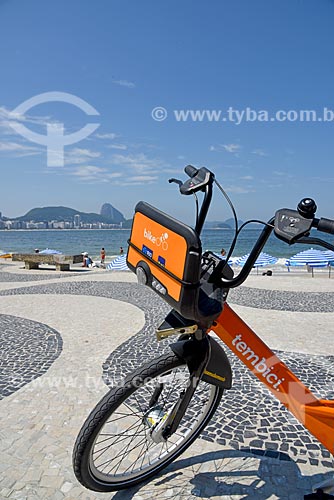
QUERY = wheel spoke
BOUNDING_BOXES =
[94,421,144,462]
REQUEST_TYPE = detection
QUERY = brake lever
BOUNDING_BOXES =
[168,178,183,188]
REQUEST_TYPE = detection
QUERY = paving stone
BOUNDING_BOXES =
[0,488,13,498]
[39,476,63,489]
[60,481,74,493]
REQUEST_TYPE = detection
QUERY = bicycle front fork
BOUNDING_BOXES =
[150,329,211,443]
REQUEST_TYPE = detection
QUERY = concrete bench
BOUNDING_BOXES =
[12,253,83,271]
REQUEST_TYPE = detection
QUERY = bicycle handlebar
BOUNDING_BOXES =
[184,165,198,178]
[173,165,334,289]
[314,217,334,235]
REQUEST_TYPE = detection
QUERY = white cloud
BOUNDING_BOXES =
[164,167,185,174]
[225,185,254,194]
[223,144,241,153]
[115,179,158,186]
[131,175,158,182]
[109,153,164,174]
[273,170,286,176]
[65,148,101,165]
[252,149,268,157]
[209,143,241,154]
[112,79,135,88]
[95,132,118,140]
[107,172,123,179]
[107,143,127,150]
[0,105,58,144]
[240,175,253,180]
[0,141,40,157]
[59,164,124,184]
[70,165,107,182]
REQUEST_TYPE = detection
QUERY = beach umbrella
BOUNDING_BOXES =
[286,248,330,277]
[235,252,278,267]
[39,248,62,254]
[322,250,334,261]
[106,254,130,271]
[323,250,334,278]
[235,252,278,274]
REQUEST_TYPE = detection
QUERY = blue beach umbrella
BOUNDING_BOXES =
[235,252,278,274]
[106,254,130,271]
[39,248,62,254]
[285,248,330,277]
[322,250,334,277]
[235,252,278,267]
[323,250,334,262]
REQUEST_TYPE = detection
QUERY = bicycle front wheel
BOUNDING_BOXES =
[73,352,223,491]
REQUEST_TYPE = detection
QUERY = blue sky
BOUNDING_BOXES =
[0,0,334,224]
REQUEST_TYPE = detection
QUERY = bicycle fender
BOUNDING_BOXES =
[170,336,232,389]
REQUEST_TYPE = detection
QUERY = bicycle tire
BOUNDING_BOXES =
[73,351,223,492]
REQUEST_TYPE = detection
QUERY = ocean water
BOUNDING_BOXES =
[1,227,333,261]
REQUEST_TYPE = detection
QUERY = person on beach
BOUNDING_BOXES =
[82,252,93,268]
[100,247,106,266]
[120,246,124,255]
[221,248,226,258]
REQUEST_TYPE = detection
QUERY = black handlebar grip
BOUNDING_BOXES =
[184,165,198,178]
[318,217,334,235]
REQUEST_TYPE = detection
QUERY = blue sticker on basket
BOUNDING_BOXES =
[142,245,153,259]
[158,256,166,267]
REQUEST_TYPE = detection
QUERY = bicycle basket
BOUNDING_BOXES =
[127,201,202,319]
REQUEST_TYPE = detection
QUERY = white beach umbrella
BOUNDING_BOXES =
[322,250,334,262]
[234,252,278,275]
[323,250,334,277]
[39,248,62,254]
[287,248,329,266]
[285,248,331,277]
[235,252,278,267]
[106,254,129,271]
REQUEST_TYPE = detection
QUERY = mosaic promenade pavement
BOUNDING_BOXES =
[0,268,333,499]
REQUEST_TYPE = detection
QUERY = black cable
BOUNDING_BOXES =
[238,219,274,232]
[225,219,273,263]
[214,179,239,234]
[193,192,199,229]
[214,176,272,263]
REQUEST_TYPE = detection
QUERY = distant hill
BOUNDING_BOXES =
[100,203,125,224]
[205,218,244,229]
[224,218,244,229]
[13,204,125,224]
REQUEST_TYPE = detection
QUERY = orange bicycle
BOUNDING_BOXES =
[73,166,334,497]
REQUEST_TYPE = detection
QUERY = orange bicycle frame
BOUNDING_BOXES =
[212,303,334,454]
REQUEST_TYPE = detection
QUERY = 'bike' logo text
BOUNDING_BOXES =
[232,334,284,391]
[144,228,169,250]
